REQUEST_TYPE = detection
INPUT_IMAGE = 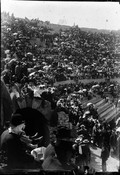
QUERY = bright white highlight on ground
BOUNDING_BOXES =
[1,0,120,30]
[90,147,119,172]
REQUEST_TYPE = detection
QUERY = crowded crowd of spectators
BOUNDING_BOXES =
[1,12,120,86]
[1,12,120,172]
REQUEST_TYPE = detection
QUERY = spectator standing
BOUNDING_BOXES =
[101,145,109,172]
[42,126,79,173]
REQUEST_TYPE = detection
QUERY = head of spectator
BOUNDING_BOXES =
[87,102,94,111]
[10,113,25,135]
[32,96,52,121]
[42,125,78,171]
[84,166,90,175]
[80,124,86,130]
[83,111,91,119]
[24,86,34,107]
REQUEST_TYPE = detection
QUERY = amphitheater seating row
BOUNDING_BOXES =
[82,95,120,124]
[98,103,113,115]
[100,106,114,118]
[107,111,120,123]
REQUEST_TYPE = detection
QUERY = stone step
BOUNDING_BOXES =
[83,97,102,109]
[107,110,120,123]
[98,103,112,115]
[105,108,119,122]
[95,99,105,108]
[97,101,109,112]
[90,97,102,105]
[100,106,114,118]
[100,107,116,121]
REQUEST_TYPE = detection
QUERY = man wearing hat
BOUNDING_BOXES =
[0,113,41,169]
[42,126,79,172]
[87,103,99,120]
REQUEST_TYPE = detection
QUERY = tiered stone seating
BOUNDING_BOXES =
[98,103,113,115]
[82,96,102,110]
[105,109,119,122]
[97,102,109,112]
[95,99,106,108]
[96,99,120,124]
[82,95,119,125]
[107,110,120,123]
[99,105,114,119]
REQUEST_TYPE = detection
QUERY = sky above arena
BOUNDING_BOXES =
[1,0,120,30]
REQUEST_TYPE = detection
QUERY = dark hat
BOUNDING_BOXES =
[11,113,25,127]
[84,166,89,170]
[55,126,75,142]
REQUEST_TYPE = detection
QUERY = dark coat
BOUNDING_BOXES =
[101,147,109,162]
[42,143,78,173]
[0,79,13,132]
[0,129,35,168]
[15,107,50,147]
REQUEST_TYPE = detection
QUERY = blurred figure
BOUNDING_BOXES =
[84,166,90,175]
[42,126,79,173]
[87,103,99,120]
[0,79,13,134]
[0,113,41,169]
[101,145,109,172]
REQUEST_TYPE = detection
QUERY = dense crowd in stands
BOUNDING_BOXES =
[1,12,120,86]
[0,12,120,173]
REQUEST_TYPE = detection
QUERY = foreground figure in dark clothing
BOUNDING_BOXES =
[0,113,41,169]
[0,79,13,134]
[42,126,80,174]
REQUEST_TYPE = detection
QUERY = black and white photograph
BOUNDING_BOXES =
[1,0,120,174]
